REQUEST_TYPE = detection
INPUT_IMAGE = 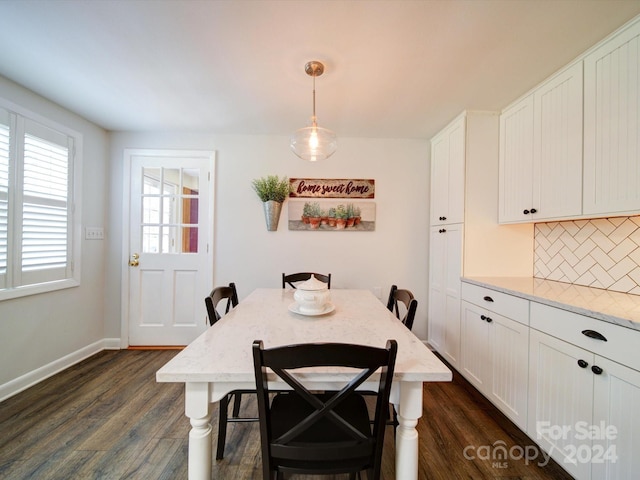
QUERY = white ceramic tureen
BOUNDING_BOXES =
[293,276,331,314]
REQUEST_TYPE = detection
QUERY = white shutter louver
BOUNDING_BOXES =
[20,127,70,282]
[0,117,9,279]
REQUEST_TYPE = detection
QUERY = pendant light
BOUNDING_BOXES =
[290,61,337,162]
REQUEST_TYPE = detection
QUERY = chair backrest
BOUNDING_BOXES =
[252,339,397,479]
[386,284,418,331]
[282,272,331,289]
[205,282,239,326]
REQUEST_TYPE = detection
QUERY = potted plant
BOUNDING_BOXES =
[320,208,329,225]
[307,202,322,229]
[301,202,311,224]
[251,175,291,231]
[335,204,348,230]
[327,207,337,227]
[353,205,362,225]
[346,203,356,227]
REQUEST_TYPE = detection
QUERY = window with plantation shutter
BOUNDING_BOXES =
[0,102,81,300]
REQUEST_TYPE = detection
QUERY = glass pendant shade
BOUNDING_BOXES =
[290,121,337,162]
[290,60,337,161]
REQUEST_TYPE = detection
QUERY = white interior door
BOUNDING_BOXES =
[124,149,213,346]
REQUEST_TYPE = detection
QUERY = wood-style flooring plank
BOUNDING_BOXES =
[0,350,573,480]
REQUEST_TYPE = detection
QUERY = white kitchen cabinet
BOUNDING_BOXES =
[460,283,529,430]
[499,94,534,223]
[499,62,583,223]
[592,357,640,480]
[584,17,640,217]
[528,328,595,480]
[428,111,531,367]
[528,302,640,480]
[428,223,462,367]
[430,113,465,226]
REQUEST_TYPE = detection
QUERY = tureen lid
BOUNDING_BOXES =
[297,276,328,291]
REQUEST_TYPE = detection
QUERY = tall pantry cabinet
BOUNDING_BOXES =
[427,111,532,367]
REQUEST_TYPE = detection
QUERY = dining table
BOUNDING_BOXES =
[156,288,452,480]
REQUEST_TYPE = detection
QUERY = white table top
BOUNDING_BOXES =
[156,288,452,384]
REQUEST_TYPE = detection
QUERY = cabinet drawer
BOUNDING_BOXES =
[461,282,529,325]
[530,302,640,371]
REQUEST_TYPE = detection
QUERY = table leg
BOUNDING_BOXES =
[395,381,423,480]
[186,382,212,480]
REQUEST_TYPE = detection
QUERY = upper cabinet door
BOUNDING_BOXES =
[430,114,465,225]
[499,95,534,223]
[500,63,583,224]
[533,62,583,220]
[584,19,640,216]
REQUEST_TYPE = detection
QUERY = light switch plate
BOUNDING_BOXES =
[85,227,104,240]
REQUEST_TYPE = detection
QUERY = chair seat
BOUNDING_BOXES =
[270,392,373,471]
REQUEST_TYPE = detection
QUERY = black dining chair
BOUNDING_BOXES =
[205,282,239,326]
[282,272,331,289]
[384,284,418,434]
[204,282,257,460]
[252,339,397,480]
[386,284,418,331]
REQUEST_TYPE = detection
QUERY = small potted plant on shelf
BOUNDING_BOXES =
[301,202,311,224]
[251,175,291,231]
[327,207,337,227]
[335,204,348,230]
[353,205,362,225]
[320,208,329,226]
[346,203,356,227]
[307,202,322,229]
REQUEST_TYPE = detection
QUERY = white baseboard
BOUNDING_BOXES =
[0,338,122,402]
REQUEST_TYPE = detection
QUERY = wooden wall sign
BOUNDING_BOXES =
[289,178,375,199]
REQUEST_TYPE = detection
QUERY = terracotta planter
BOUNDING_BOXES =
[346,217,355,227]
[328,218,337,227]
[309,217,321,229]
[335,218,347,230]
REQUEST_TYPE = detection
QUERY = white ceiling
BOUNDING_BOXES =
[0,0,639,140]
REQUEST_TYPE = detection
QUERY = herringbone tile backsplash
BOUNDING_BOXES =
[534,216,640,295]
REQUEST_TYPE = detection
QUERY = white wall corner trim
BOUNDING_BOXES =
[0,339,121,402]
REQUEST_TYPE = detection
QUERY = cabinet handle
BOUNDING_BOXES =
[582,330,607,342]
[530,208,537,214]
[483,296,494,302]
[442,216,447,221]
[480,315,487,321]
[591,365,603,375]
[485,316,493,323]
[523,209,530,215]
[577,359,589,368]
[439,228,447,233]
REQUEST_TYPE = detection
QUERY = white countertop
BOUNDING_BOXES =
[462,276,640,332]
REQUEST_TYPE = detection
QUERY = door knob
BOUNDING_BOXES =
[129,253,139,267]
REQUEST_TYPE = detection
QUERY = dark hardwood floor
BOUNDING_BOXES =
[0,350,573,479]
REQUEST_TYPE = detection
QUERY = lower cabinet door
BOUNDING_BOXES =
[592,356,640,480]
[460,301,491,391]
[528,329,594,480]
[489,314,529,430]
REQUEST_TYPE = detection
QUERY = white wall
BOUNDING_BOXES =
[107,133,431,340]
[0,76,110,398]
